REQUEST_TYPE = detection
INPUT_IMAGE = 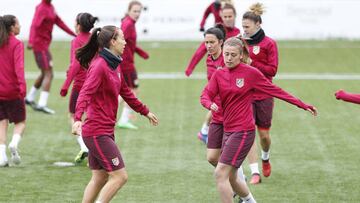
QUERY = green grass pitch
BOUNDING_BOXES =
[0,40,359,202]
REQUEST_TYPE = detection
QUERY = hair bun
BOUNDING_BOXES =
[249,3,265,16]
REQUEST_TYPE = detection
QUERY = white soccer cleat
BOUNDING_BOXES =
[9,145,21,165]
[0,157,8,167]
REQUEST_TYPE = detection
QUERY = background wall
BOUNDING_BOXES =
[1,0,359,41]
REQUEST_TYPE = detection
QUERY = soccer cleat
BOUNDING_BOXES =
[0,160,9,167]
[74,150,88,164]
[25,99,37,110]
[197,132,208,144]
[117,122,138,130]
[8,145,21,165]
[262,160,272,177]
[34,106,55,114]
[249,173,261,184]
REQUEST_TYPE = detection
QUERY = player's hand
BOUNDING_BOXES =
[210,103,218,112]
[72,121,82,135]
[200,27,205,32]
[306,105,317,116]
[142,52,149,60]
[60,88,68,97]
[185,69,192,77]
[146,112,158,126]
[26,43,33,50]
[335,89,345,100]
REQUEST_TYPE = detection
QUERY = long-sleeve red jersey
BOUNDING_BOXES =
[120,15,149,72]
[336,90,360,105]
[201,63,312,132]
[74,56,149,137]
[248,35,278,101]
[0,34,26,100]
[203,54,225,124]
[61,32,90,92]
[200,2,223,30]
[185,26,240,76]
[28,0,76,51]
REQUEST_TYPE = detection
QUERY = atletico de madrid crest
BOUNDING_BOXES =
[236,78,244,88]
[112,157,120,166]
[253,46,260,55]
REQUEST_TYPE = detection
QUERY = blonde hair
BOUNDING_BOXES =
[243,3,265,24]
[224,37,251,64]
[220,0,234,7]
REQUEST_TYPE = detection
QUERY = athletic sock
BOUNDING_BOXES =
[77,136,88,152]
[241,192,256,203]
[200,123,209,135]
[38,91,49,107]
[261,150,270,161]
[0,144,8,162]
[237,165,246,181]
[119,106,132,124]
[26,86,39,101]
[249,163,260,175]
[9,134,21,149]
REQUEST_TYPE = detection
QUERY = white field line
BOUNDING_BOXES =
[25,72,360,80]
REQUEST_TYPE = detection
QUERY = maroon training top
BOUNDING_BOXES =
[75,56,149,137]
[28,0,76,51]
[201,63,312,132]
[0,34,26,100]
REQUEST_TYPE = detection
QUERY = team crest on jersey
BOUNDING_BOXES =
[236,78,244,88]
[253,46,260,55]
[112,157,120,166]
[216,66,223,70]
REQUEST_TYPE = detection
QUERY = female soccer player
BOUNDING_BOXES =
[0,15,25,166]
[72,25,158,203]
[117,0,150,130]
[335,90,360,104]
[187,3,241,140]
[60,13,98,163]
[25,0,76,114]
[242,3,279,184]
[201,37,317,203]
[199,0,235,32]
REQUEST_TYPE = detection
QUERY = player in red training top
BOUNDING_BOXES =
[0,15,26,167]
[25,0,76,115]
[117,0,150,130]
[201,37,316,203]
[73,26,158,203]
[187,4,240,142]
[186,3,240,78]
[241,3,279,184]
[335,90,360,104]
[59,13,98,164]
[200,0,235,32]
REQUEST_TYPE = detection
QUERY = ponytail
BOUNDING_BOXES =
[243,3,265,24]
[76,12,99,33]
[0,15,16,47]
[76,25,118,68]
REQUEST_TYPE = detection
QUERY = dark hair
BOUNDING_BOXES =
[221,3,236,16]
[224,37,251,64]
[0,15,16,47]
[76,25,119,68]
[204,23,226,42]
[243,3,264,24]
[76,13,98,33]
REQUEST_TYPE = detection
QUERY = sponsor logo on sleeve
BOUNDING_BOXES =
[236,78,244,88]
